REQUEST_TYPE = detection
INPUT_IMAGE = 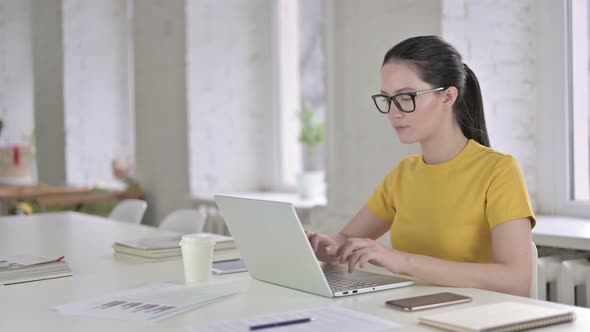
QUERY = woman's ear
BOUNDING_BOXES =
[443,86,459,108]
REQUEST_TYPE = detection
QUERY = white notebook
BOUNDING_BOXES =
[419,301,575,332]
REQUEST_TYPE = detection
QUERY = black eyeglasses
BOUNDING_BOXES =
[371,87,446,114]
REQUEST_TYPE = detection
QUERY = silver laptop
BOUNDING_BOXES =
[214,195,414,297]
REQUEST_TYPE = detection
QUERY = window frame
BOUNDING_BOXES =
[536,0,590,217]
[270,0,302,191]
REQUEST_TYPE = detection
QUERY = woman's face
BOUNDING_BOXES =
[380,61,448,144]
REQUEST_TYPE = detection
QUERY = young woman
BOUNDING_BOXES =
[307,35,535,297]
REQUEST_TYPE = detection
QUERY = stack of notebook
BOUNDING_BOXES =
[112,233,236,262]
[0,256,72,285]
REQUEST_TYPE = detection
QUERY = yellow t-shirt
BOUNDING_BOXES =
[367,139,536,263]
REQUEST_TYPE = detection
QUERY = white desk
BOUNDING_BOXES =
[1,212,589,331]
[533,215,590,251]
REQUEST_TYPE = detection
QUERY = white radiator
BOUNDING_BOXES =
[537,247,590,307]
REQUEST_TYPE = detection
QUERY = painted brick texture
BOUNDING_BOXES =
[442,0,538,207]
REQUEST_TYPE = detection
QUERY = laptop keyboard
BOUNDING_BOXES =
[325,274,381,292]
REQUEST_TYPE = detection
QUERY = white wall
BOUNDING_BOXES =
[31,0,133,187]
[13,0,134,187]
[442,0,538,208]
[32,0,67,185]
[0,0,33,146]
[319,0,442,235]
[62,0,132,187]
[134,0,191,225]
[186,0,274,195]
[1,1,558,225]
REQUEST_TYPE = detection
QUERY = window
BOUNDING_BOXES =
[272,0,326,190]
[537,0,590,217]
[570,0,590,201]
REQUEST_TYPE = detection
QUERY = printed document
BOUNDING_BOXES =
[52,283,237,322]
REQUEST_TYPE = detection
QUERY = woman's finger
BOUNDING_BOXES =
[359,251,373,269]
[348,248,369,273]
[325,245,338,255]
[338,239,368,263]
[309,234,320,252]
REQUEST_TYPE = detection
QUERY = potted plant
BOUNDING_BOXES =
[297,102,326,200]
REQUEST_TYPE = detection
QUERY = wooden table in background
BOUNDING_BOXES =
[0,184,91,201]
[0,185,91,214]
[36,190,145,210]
[0,184,145,214]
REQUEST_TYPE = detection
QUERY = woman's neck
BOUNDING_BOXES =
[420,130,469,165]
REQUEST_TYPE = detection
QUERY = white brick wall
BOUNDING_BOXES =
[0,0,33,146]
[442,0,538,207]
[187,0,273,194]
[62,0,132,187]
[0,1,544,218]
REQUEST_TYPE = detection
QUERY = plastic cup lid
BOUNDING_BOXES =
[180,233,216,246]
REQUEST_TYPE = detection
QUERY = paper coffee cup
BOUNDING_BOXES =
[180,234,216,283]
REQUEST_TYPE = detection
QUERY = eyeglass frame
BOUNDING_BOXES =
[371,87,447,114]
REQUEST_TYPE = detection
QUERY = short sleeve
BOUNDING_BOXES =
[367,169,397,224]
[486,155,536,230]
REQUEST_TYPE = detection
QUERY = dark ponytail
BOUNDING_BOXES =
[458,64,489,147]
[382,36,491,147]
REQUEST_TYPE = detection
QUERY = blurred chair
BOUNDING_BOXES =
[108,199,147,224]
[158,209,206,234]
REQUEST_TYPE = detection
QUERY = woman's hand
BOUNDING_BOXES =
[335,238,406,274]
[305,230,339,263]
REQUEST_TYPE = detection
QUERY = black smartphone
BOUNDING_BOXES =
[385,292,472,311]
